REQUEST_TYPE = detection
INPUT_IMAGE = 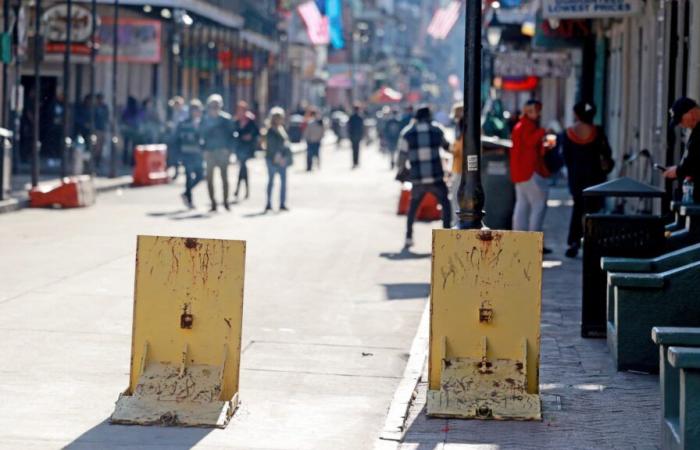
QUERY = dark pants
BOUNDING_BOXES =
[205,149,230,206]
[181,153,204,203]
[406,182,452,238]
[235,158,249,197]
[568,193,604,247]
[307,142,321,171]
[350,139,361,167]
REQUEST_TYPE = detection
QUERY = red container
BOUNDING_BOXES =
[397,183,443,221]
[29,175,96,208]
[133,144,169,186]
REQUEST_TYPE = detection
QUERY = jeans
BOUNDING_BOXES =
[307,142,321,171]
[205,149,230,206]
[235,158,249,197]
[513,173,549,232]
[406,181,452,238]
[266,161,287,208]
[351,139,361,167]
[181,153,204,203]
[450,173,462,226]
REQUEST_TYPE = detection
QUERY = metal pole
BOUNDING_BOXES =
[31,0,42,187]
[61,0,72,177]
[1,0,9,200]
[109,0,118,178]
[89,0,97,175]
[456,0,485,229]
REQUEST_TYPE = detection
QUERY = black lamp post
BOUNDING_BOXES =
[109,0,118,178]
[456,0,485,229]
[61,0,72,178]
[31,0,42,187]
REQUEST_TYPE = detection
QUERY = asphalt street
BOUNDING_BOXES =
[0,140,433,450]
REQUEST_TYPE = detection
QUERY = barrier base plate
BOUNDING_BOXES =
[427,357,541,421]
[110,363,238,428]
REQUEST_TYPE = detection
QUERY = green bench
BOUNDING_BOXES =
[652,327,700,449]
[605,259,700,372]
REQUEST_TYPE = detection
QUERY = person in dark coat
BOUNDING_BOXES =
[233,100,259,200]
[173,99,204,209]
[264,107,293,212]
[347,104,365,168]
[561,101,614,258]
[663,97,700,202]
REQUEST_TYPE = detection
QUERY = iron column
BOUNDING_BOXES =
[61,0,72,177]
[456,0,485,229]
[89,0,97,174]
[109,0,118,178]
[31,0,42,187]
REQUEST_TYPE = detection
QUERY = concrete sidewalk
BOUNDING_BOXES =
[379,187,660,450]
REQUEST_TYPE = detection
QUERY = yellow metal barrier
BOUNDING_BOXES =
[111,235,246,427]
[427,229,543,420]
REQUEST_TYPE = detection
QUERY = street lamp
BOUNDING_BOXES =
[456,0,485,229]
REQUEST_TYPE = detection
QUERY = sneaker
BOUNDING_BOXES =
[180,193,190,208]
[279,205,289,212]
[565,246,579,258]
[404,237,414,248]
[210,203,218,212]
[223,202,230,211]
[264,204,272,213]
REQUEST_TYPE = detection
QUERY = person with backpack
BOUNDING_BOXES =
[561,101,614,258]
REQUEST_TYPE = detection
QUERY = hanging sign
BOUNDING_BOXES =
[543,0,642,19]
[495,51,572,78]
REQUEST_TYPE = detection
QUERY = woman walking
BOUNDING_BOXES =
[264,107,293,212]
[561,101,614,258]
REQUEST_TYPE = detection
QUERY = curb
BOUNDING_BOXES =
[376,300,430,447]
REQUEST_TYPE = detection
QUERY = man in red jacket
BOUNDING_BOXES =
[510,100,551,251]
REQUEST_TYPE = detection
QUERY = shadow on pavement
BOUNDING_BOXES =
[146,209,189,218]
[382,283,430,300]
[64,418,212,450]
[241,210,271,218]
[379,248,431,260]
[169,212,213,221]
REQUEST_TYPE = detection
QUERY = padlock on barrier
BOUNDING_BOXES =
[427,229,543,420]
[111,235,246,428]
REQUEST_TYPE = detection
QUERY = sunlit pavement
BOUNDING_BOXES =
[394,187,660,450]
[0,140,436,450]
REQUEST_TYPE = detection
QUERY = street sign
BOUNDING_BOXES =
[427,229,543,420]
[543,0,642,19]
[111,235,246,428]
[494,51,572,78]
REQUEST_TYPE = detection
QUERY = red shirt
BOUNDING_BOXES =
[510,117,548,183]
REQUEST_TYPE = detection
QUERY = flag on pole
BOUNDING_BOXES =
[427,1,462,40]
[326,0,345,49]
[297,1,330,45]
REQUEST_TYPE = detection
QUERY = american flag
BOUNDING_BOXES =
[427,1,462,40]
[297,1,330,45]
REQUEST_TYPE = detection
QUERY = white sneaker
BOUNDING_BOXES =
[404,237,414,248]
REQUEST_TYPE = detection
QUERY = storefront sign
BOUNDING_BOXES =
[97,18,161,64]
[42,4,94,43]
[495,52,572,78]
[543,0,642,19]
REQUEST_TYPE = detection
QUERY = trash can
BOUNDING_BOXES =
[482,136,515,230]
[581,177,666,338]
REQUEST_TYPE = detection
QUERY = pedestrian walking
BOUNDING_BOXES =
[303,108,325,171]
[561,101,614,258]
[173,99,204,209]
[264,107,293,212]
[510,100,552,252]
[94,94,109,171]
[383,108,403,169]
[201,94,235,212]
[663,97,700,202]
[121,96,143,166]
[396,105,452,248]
[233,101,259,200]
[167,95,189,180]
[449,102,464,225]
[347,104,365,168]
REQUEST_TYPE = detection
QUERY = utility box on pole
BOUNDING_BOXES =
[427,229,543,420]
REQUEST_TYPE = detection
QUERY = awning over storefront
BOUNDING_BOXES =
[83,0,244,29]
